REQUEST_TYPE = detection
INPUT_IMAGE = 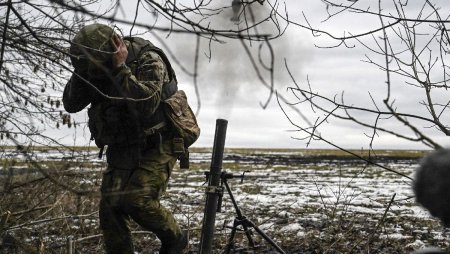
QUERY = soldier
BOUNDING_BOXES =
[412,149,450,254]
[413,149,450,227]
[63,23,189,254]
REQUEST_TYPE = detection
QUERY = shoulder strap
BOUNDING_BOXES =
[123,36,178,99]
[146,46,177,84]
[124,36,155,64]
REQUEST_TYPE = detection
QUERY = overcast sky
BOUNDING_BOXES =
[55,0,450,150]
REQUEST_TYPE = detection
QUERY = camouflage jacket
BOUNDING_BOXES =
[63,38,172,168]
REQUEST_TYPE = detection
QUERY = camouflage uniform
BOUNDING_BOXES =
[63,32,183,253]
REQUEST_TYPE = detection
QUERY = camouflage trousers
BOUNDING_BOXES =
[99,140,181,254]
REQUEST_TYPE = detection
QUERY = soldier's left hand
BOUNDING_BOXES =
[111,34,128,69]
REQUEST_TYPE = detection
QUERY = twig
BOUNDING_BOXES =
[0,0,12,73]
[6,211,98,231]
[365,193,396,252]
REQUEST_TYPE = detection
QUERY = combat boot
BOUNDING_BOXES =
[159,231,188,254]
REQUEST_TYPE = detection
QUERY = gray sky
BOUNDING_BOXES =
[54,0,450,150]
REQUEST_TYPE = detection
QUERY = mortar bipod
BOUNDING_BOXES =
[215,171,286,254]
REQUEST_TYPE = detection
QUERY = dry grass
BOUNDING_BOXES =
[0,146,447,253]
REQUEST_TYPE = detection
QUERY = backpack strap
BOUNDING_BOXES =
[124,37,155,65]
[123,36,177,93]
[146,46,177,85]
[162,79,178,100]
[143,121,167,136]
[145,45,178,99]
[122,37,182,154]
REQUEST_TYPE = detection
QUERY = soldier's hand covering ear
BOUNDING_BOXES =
[111,35,128,69]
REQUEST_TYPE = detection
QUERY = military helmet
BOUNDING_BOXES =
[70,24,116,70]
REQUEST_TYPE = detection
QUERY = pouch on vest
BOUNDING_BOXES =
[163,90,200,169]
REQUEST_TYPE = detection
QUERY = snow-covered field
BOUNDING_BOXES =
[166,149,449,253]
[1,147,449,253]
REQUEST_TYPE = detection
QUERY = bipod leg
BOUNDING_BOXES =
[222,174,285,254]
[245,219,286,254]
[239,216,255,247]
[225,216,256,254]
[224,218,239,254]
[223,176,258,253]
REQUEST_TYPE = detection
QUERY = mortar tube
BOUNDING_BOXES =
[199,119,228,254]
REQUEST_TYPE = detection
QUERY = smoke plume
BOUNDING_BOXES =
[160,1,311,119]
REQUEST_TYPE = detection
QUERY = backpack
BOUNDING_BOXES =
[88,37,200,162]
[164,90,200,147]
